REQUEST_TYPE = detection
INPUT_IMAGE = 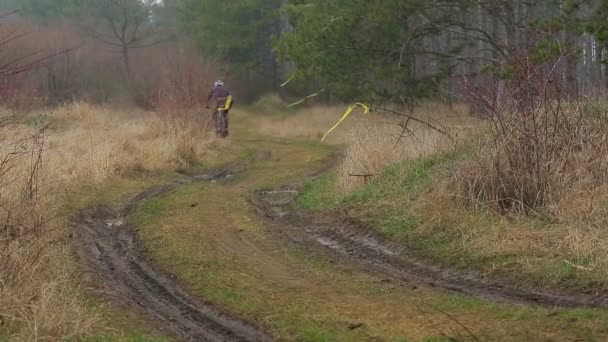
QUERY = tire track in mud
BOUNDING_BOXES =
[73,166,273,342]
[72,150,608,341]
[254,187,608,310]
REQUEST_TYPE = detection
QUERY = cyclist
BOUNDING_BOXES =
[206,80,233,138]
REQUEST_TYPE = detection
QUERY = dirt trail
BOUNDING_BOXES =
[255,186,608,310]
[73,140,608,341]
[213,228,310,288]
[73,166,273,342]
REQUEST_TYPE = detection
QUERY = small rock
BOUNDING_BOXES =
[190,203,198,207]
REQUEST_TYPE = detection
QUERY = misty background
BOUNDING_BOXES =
[0,0,606,109]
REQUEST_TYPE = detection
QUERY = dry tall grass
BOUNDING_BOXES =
[416,170,608,290]
[47,103,214,184]
[309,97,608,289]
[334,103,478,192]
[1,102,214,340]
[336,123,452,192]
[255,104,359,143]
[407,59,608,290]
[254,102,478,192]
[431,95,608,288]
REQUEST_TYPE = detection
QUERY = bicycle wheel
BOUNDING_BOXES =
[220,111,228,137]
[214,110,227,138]
[213,110,222,137]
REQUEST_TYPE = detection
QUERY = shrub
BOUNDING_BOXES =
[458,55,608,214]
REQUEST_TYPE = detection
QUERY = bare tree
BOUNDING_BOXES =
[81,0,164,88]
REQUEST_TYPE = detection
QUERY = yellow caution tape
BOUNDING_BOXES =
[287,88,326,108]
[322,103,370,142]
[280,74,295,87]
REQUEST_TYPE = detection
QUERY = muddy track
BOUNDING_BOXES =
[72,152,608,341]
[254,186,608,310]
[73,166,273,342]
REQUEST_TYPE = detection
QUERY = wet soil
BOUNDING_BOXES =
[72,150,608,342]
[73,165,273,342]
[254,185,608,310]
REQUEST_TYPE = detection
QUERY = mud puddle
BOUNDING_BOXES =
[73,165,273,342]
[255,186,608,310]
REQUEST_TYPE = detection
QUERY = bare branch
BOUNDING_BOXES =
[370,104,455,141]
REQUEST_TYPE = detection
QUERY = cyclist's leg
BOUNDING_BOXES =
[215,99,227,138]
[213,109,222,136]
[222,111,229,137]
[217,111,225,138]
[212,101,222,136]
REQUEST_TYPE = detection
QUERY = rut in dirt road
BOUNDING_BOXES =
[73,167,273,342]
[255,188,608,310]
[72,156,608,341]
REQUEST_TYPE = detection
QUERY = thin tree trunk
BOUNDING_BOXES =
[122,46,131,81]
[564,30,579,99]
[122,45,136,97]
[605,43,608,90]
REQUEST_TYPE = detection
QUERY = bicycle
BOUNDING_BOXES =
[213,107,228,138]
[212,95,232,138]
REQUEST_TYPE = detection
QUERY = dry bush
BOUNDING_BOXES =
[146,62,214,113]
[135,44,223,141]
[0,113,100,339]
[135,42,220,110]
[0,14,97,339]
[143,52,217,137]
[456,56,608,214]
[0,102,214,340]
[412,54,608,290]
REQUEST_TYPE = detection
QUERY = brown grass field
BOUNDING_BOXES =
[3,98,608,339]
[1,103,217,339]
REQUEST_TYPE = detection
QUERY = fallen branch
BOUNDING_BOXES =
[348,173,377,183]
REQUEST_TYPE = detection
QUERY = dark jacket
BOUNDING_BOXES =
[207,86,232,107]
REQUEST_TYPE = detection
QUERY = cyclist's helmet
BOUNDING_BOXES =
[214,80,224,87]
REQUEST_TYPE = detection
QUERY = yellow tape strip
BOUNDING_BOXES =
[280,74,295,87]
[321,103,370,142]
[287,89,326,108]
